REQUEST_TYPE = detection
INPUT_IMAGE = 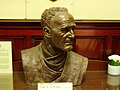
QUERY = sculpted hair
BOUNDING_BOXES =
[41,7,68,28]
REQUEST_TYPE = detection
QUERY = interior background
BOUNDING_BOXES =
[0,0,120,20]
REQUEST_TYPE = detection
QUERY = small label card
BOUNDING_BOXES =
[38,83,73,90]
[0,41,13,73]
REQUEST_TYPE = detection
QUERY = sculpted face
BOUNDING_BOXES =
[48,12,76,51]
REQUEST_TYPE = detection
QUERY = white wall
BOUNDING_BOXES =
[0,0,120,20]
[0,0,25,19]
[26,0,74,19]
[74,0,120,20]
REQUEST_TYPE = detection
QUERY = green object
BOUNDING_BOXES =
[109,60,120,66]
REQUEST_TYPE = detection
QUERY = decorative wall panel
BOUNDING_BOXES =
[113,36,120,55]
[0,20,120,71]
[75,36,107,60]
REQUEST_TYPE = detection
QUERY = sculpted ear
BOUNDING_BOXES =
[43,27,51,38]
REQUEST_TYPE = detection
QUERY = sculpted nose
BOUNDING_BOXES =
[68,30,75,39]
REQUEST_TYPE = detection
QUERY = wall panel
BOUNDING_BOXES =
[32,36,43,46]
[75,36,107,60]
[113,36,120,55]
[0,20,120,71]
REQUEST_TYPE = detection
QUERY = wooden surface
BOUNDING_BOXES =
[14,71,107,90]
[1,71,120,90]
[0,20,120,71]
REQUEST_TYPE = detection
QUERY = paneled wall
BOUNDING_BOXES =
[0,20,120,71]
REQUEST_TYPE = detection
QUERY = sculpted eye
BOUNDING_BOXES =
[61,28,69,33]
[61,26,75,34]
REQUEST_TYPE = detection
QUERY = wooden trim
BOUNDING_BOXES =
[0,20,120,30]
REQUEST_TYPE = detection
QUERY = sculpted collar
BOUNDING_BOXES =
[41,41,66,71]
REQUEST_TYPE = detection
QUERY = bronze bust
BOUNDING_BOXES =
[21,7,88,86]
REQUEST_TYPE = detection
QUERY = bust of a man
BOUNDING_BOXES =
[21,7,88,86]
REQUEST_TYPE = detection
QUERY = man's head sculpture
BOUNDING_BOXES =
[21,7,88,87]
[41,7,76,51]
